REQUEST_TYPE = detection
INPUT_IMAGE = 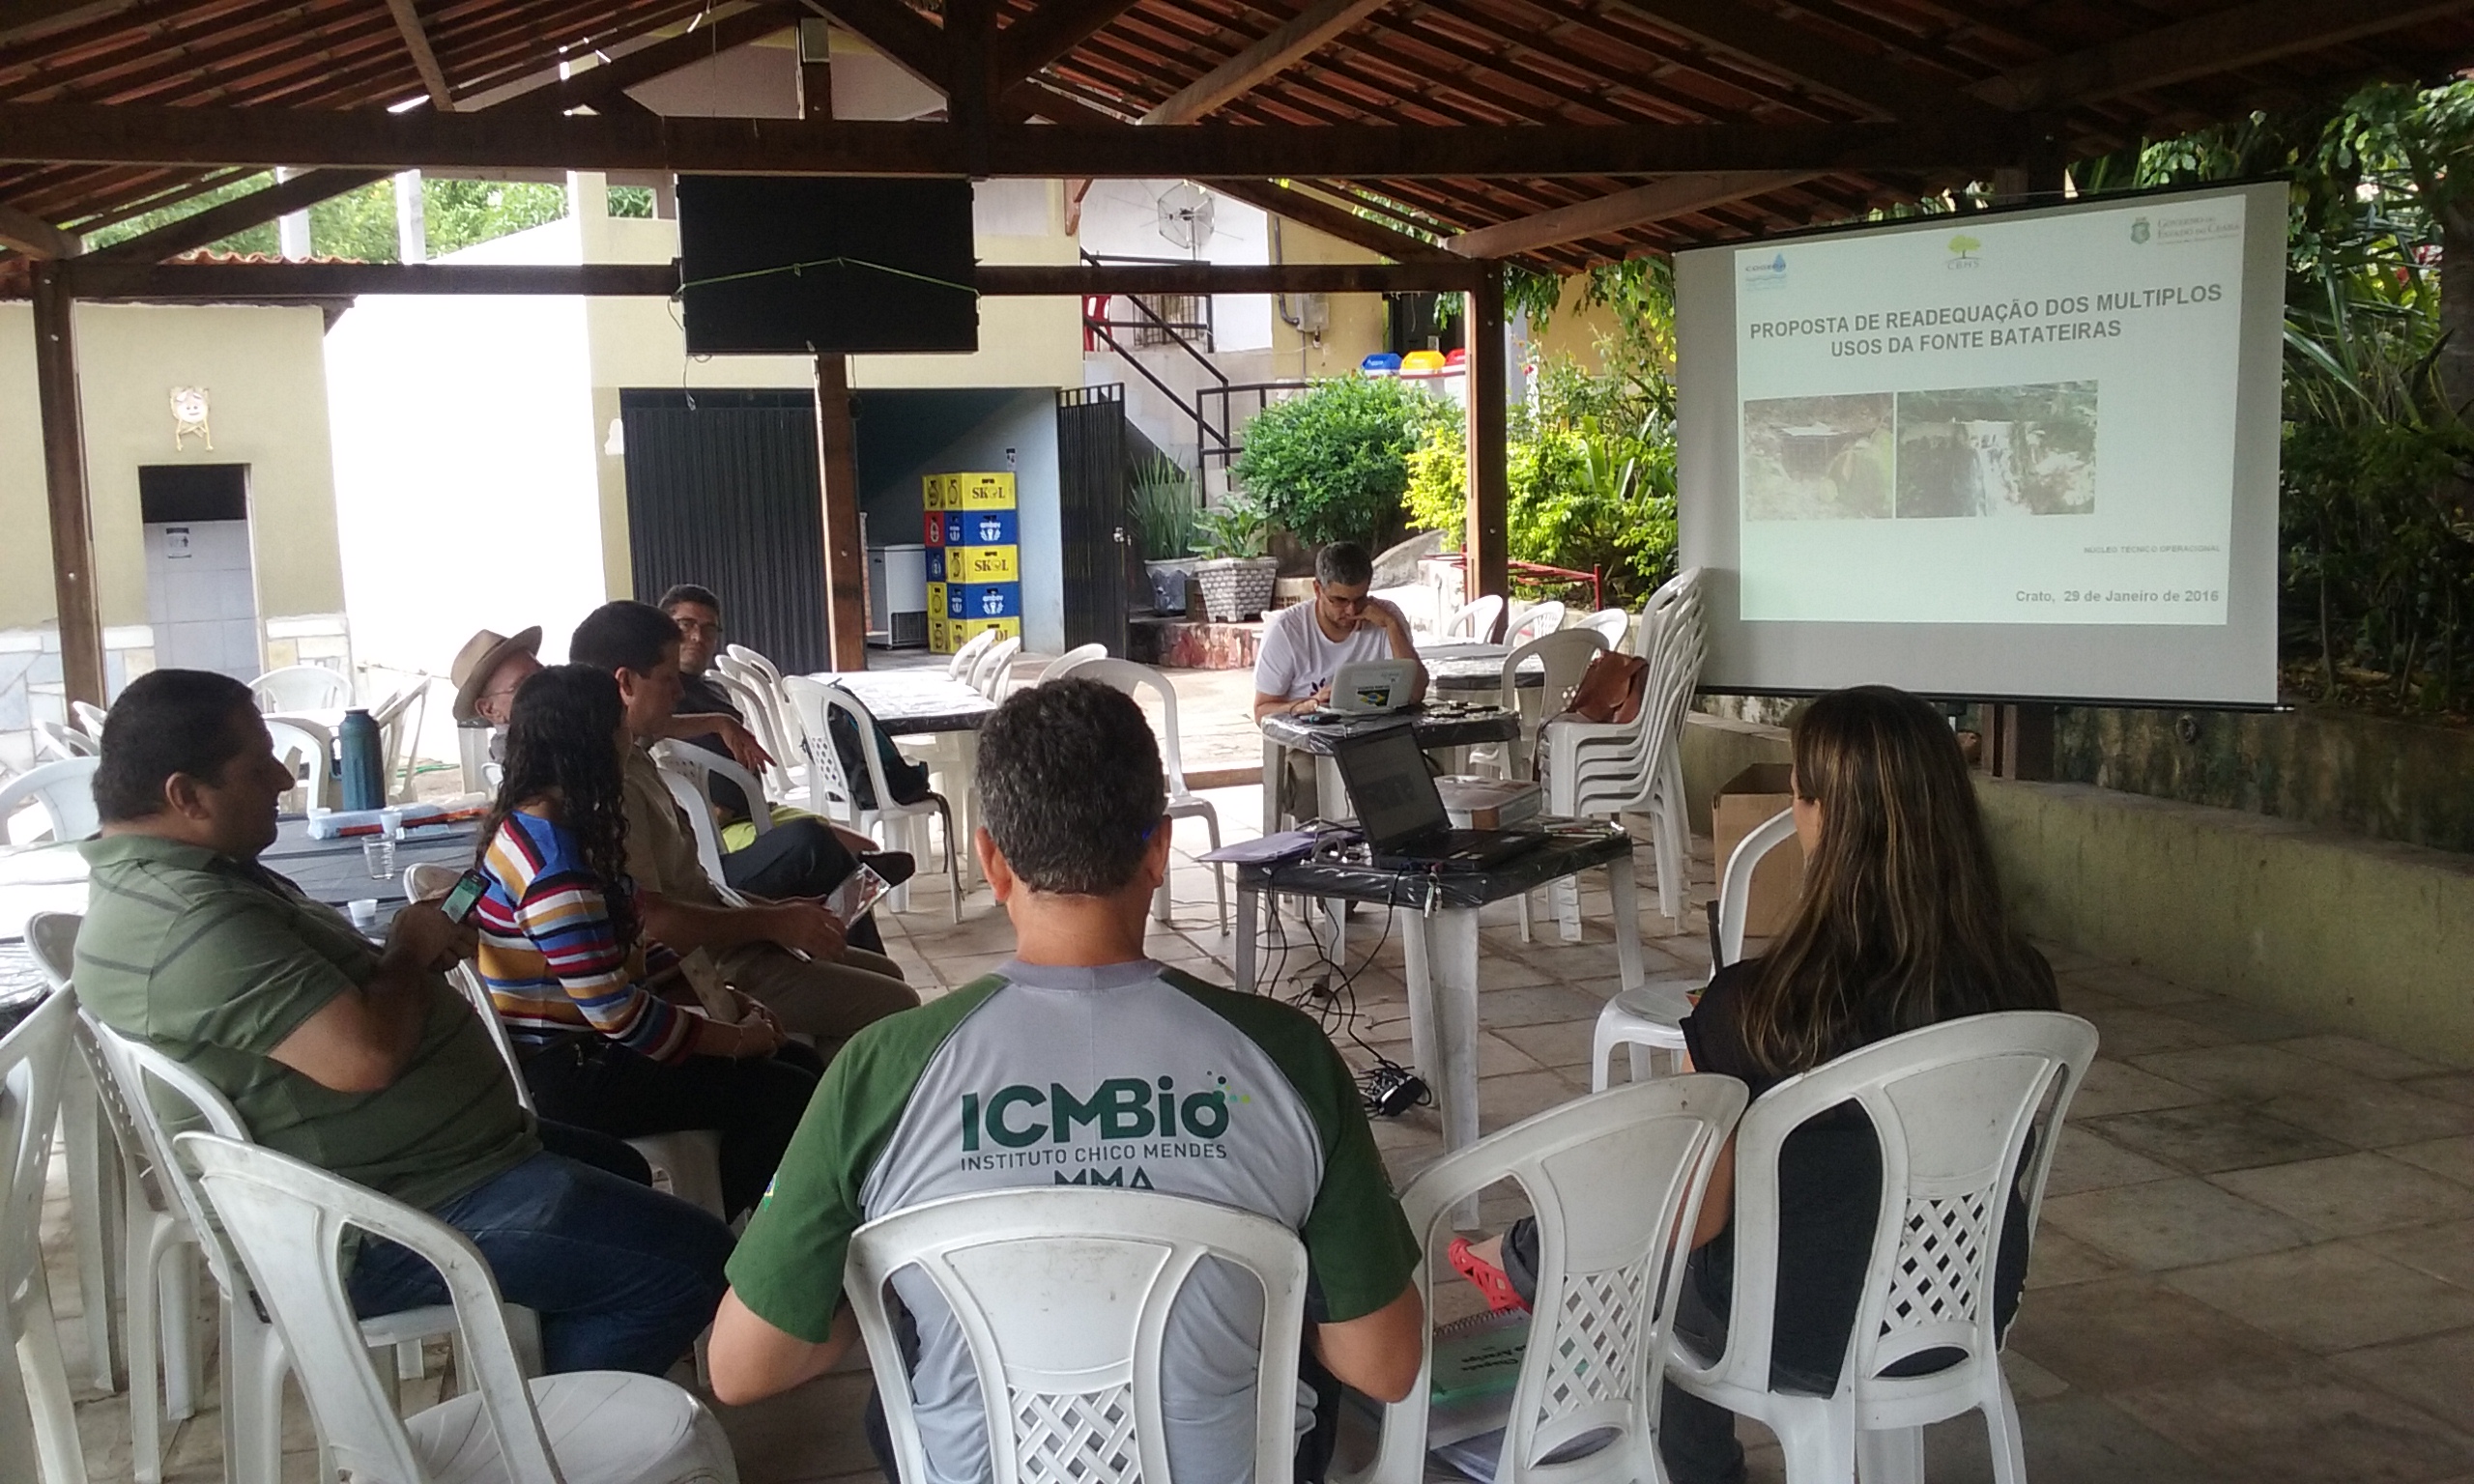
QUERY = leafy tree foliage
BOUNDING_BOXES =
[1230,375,1453,548]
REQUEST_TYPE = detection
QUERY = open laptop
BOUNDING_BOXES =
[1331,725,1545,872]
[1299,659,1419,722]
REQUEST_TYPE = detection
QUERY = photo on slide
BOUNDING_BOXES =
[1893,382,2099,519]
[1740,393,1895,521]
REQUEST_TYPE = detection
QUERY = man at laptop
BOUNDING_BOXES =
[1252,542,1428,724]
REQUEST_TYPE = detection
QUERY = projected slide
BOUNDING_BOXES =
[1734,194,2246,625]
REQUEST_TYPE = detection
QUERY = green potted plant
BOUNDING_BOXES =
[1190,492,1279,621]
[1129,454,1200,614]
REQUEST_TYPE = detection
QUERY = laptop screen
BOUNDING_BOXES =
[1332,727,1447,850]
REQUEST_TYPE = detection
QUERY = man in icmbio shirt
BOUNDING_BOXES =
[709,679,1424,1484]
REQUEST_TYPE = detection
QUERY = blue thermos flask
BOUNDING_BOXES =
[338,708,385,812]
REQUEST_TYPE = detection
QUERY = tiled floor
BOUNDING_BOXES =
[38,780,2474,1483]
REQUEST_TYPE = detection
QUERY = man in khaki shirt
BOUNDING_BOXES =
[573,601,918,1055]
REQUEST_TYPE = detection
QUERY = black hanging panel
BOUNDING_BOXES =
[620,389,830,675]
[1056,385,1130,657]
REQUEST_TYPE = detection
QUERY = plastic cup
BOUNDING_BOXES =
[362,837,397,879]
[348,898,381,930]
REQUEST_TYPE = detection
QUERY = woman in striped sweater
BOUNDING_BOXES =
[472,663,821,1220]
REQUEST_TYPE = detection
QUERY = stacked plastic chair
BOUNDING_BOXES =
[1537,567,1707,928]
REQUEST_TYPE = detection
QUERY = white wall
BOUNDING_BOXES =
[1078,182,1278,352]
[325,213,603,764]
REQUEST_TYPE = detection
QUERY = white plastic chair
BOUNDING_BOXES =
[1,990,86,1484]
[1666,1012,2099,1484]
[1579,608,1629,648]
[705,667,804,807]
[368,680,429,807]
[81,1013,527,1484]
[845,1186,1309,1484]
[180,1133,740,1484]
[1072,658,1227,933]
[406,867,732,1222]
[26,914,129,1407]
[1041,641,1109,682]
[262,715,338,813]
[722,642,785,694]
[1591,806,1798,1091]
[1445,593,1506,642]
[971,635,1023,699]
[251,665,353,713]
[1502,600,1567,647]
[1356,1075,1746,1484]
[652,743,774,893]
[30,720,95,763]
[0,756,101,844]
[1493,627,1607,785]
[70,699,110,742]
[784,677,964,924]
[943,626,997,682]
[1539,568,1706,927]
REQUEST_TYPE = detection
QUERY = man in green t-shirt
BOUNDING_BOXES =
[710,679,1424,1484]
[73,669,733,1376]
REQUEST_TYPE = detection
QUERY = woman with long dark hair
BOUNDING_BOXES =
[1454,685,2058,1484]
[470,664,822,1221]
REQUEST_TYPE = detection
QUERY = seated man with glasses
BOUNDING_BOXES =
[656,584,911,952]
[1251,542,1427,820]
[1251,542,1428,724]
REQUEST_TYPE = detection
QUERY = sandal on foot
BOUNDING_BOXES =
[1448,1237,1528,1313]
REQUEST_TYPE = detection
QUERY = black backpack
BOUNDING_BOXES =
[823,701,933,811]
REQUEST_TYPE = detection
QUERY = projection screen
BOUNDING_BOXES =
[1674,180,2287,705]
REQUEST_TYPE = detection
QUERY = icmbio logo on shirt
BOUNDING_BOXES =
[959,1073,1234,1152]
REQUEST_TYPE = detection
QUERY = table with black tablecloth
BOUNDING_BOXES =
[1233,822,1646,1200]
[1257,707,1521,834]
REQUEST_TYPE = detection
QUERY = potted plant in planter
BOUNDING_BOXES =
[1129,455,1200,614]
[1190,493,1279,621]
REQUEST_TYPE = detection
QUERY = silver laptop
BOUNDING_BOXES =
[1326,659,1417,715]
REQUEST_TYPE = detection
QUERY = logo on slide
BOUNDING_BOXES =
[1945,233,1983,269]
[2130,216,2152,244]
[1740,251,1789,291]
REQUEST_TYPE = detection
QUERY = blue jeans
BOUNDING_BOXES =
[347,1124,734,1376]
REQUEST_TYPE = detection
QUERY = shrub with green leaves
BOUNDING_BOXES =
[1230,376,1453,548]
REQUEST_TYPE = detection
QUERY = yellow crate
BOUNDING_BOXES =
[948,545,1019,583]
[954,471,1017,510]
[950,615,1021,647]
[928,614,952,653]
[926,581,948,620]
[922,474,948,511]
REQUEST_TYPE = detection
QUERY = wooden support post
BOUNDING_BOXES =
[33,262,104,708]
[1464,266,1509,602]
[1988,703,2056,781]
[815,353,868,671]
[797,17,833,121]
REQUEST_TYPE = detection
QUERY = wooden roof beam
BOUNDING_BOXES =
[800,0,949,91]
[0,0,134,48]
[383,0,458,111]
[55,256,1483,298]
[1445,169,1812,255]
[0,198,78,256]
[0,102,2013,177]
[1970,0,2474,113]
[995,0,1142,84]
[1598,0,1999,125]
[1139,0,1399,124]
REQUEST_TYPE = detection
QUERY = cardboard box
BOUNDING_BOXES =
[1712,763,1805,938]
[1436,776,1542,830]
[949,545,1020,583]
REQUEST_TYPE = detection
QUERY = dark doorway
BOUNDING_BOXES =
[619,389,829,675]
[1056,385,1129,657]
